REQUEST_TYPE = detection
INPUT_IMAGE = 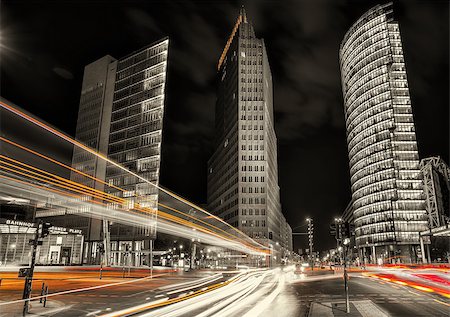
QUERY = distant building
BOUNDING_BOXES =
[37,38,169,266]
[281,220,293,256]
[207,8,291,256]
[420,157,450,228]
[342,200,354,225]
[339,3,428,263]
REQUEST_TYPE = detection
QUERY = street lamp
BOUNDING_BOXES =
[306,218,314,271]
[269,244,273,268]
[343,237,350,313]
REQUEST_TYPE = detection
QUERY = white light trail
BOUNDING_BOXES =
[0,99,268,252]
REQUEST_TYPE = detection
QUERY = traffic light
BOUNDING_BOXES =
[329,223,337,237]
[98,243,105,255]
[269,232,273,240]
[346,223,355,237]
[40,222,52,238]
[339,222,346,239]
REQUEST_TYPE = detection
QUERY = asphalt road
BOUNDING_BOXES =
[286,272,450,316]
[0,267,218,317]
[1,268,448,317]
[128,269,449,317]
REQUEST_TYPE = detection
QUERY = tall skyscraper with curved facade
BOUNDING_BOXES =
[339,3,428,263]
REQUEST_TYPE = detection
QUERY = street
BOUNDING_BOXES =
[288,271,449,316]
[0,266,220,316]
[1,266,449,316]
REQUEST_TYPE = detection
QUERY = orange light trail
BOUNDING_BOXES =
[0,136,124,192]
[0,156,267,254]
[0,155,124,204]
[366,273,450,298]
[0,171,255,252]
[0,135,265,251]
[0,100,268,251]
[0,154,262,252]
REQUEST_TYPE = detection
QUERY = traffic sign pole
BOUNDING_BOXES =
[22,221,40,315]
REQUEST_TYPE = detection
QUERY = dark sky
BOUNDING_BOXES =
[1,0,448,252]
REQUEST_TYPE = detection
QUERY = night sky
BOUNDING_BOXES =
[1,0,448,252]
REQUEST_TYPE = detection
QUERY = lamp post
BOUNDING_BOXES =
[306,218,314,271]
[188,209,197,270]
[269,244,273,268]
[343,238,350,313]
[334,218,343,265]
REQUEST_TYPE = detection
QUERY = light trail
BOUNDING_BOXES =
[127,269,279,317]
[0,173,266,254]
[100,275,238,317]
[0,99,269,252]
[165,274,223,295]
[0,139,268,254]
[241,271,285,317]
[0,273,171,306]
[198,271,275,317]
[0,136,124,192]
[0,156,123,204]
[364,272,450,298]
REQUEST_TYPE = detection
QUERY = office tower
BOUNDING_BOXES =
[106,39,169,266]
[71,55,117,238]
[339,3,428,263]
[38,38,169,265]
[37,56,117,264]
[207,9,289,253]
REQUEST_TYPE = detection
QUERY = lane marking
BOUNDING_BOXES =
[408,290,421,296]
[0,273,168,306]
[433,299,450,307]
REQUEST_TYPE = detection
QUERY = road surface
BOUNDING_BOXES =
[1,266,449,316]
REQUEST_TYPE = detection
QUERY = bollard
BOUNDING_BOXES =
[40,283,45,303]
[43,286,48,307]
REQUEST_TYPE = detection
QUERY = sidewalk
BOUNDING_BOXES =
[309,300,389,317]
[0,299,70,317]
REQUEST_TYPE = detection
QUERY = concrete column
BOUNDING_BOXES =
[372,245,376,264]
[426,243,431,264]
[419,236,427,264]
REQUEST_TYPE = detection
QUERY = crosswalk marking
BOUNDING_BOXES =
[353,300,389,317]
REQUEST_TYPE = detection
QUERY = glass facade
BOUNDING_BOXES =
[66,56,117,256]
[340,4,427,253]
[106,39,169,240]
